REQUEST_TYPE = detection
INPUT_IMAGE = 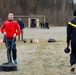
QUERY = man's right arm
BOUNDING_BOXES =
[67,24,72,47]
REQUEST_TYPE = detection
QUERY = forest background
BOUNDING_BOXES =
[0,0,76,26]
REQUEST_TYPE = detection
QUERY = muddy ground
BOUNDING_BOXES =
[0,27,75,75]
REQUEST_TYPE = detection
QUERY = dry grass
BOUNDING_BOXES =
[0,27,75,75]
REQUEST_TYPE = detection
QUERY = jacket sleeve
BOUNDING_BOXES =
[21,22,24,29]
[15,22,21,35]
[22,22,24,29]
[67,24,72,44]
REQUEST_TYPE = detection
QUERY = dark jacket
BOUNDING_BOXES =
[18,20,24,29]
[67,17,76,44]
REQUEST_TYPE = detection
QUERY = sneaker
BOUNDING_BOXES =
[14,60,17,64]
[70,65,75,72]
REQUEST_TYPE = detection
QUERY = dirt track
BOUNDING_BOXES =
[0,27,74,75]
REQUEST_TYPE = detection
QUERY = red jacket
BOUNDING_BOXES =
[1,20,21,38]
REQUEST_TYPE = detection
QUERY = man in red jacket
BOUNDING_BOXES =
[1,13,20,64]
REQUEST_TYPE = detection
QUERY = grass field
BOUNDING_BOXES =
[0,27,75,75]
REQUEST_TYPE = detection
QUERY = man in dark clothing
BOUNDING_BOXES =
[67,10,76,72]
[17,18,24,41]
[45,20,49,29]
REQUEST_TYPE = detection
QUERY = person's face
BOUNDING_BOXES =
[18,18,21,21]
[8,13,14,20]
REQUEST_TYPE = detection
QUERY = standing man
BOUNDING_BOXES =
[1,13,20,64]
[66,10,76,72]
[17,18,24,41]
[45,20,49,29]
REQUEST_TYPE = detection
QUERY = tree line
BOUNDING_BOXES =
[0,0,75,26]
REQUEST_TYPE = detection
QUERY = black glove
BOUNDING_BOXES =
[64,47,70,53]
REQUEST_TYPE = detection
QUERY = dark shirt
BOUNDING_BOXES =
[18,20,24,29]
[67,18,76,44]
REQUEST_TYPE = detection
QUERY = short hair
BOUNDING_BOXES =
[8,12,14,14]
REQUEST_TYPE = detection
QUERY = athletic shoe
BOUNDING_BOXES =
[14,60,17,64]
[70,65,75,72]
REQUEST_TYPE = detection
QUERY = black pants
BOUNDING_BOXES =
[5,38,17,63]
[70,42,76,66]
